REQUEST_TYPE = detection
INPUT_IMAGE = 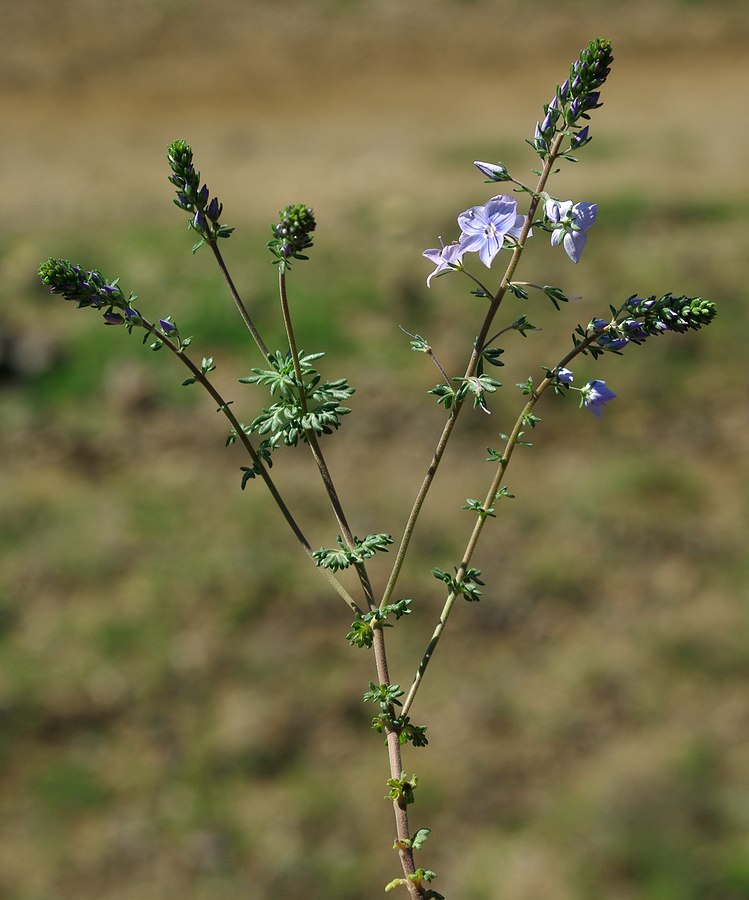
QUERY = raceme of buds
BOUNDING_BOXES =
[268,203,316,268]
[39,258,141,326]
[167,140,233,247]
[533,37,613,158]
[625,293,717,335]
[38,258,179,344]
[581,293,718,358]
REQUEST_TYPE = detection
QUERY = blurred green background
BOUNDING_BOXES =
[2,1,749,898]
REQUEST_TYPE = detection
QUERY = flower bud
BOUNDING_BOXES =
[473,161,510,182]
[571,126,590,148]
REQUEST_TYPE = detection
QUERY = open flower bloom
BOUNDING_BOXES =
[581,379,616,417]
[422,240,465,287]
[458,194,521,268]
[546,198,597,263]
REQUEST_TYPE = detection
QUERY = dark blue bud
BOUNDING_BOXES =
[193,210,207,232]
[159,318,177,335]
[103,311,124,325]
[599,336,629,350]
[197,184,209,207]
[571,125,590,148]
[206,197,221,222]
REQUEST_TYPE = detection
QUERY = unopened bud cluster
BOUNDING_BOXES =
[39,258,141,327]
[590,293,717,354]
[268,203,316,268]
[534,37,613,157]
[167,140,231,244]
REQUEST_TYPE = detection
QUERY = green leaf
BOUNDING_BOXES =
[411,828,431,850]
[507,282,529,300]
[463,498,496,519]
[428,383,456,409]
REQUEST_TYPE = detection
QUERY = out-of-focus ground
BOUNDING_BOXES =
[2,2,749,898]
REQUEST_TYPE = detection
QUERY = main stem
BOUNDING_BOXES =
[277,270,421,890]
[380,133,565,610]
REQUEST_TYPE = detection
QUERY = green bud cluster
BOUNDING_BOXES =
[269,203,316,268]
[534,37,614,158]
[167,139,233,251]
[38,258,142,328]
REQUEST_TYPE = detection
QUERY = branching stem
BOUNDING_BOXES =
[380,133,566,610]
[400,331,597,717]
[141,317,363,615]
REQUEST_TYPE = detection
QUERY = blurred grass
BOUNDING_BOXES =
[2,2,749,898]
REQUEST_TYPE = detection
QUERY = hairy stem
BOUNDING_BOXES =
[380,133,566,610]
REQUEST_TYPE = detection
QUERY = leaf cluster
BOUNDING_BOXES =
[314,533,393,572]
[428,373,501,412]
[385,771,417,809]
[432,566,485,602]
[240,350,354,447]
[347,599,412,649]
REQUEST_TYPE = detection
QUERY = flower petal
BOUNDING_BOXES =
[563,229,587,263]
[572,202,598,230]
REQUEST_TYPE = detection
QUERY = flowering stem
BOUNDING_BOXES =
[209,240,271,360]
[141,317,363,615]
[380,133,566,610]
[401,330,597,718]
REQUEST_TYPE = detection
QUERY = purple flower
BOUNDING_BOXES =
[103,311,124,326]
[557,367,574,384]
[423,239,464,287]
[458,195,521,268]
[581,380,616,418]
[473,161,510,182]
[545,198,598,263]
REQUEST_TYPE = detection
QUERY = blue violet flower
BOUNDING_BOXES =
[545,198,598,263]
[581,379,616,418]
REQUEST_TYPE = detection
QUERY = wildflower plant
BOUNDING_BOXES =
[38,37,717,898]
